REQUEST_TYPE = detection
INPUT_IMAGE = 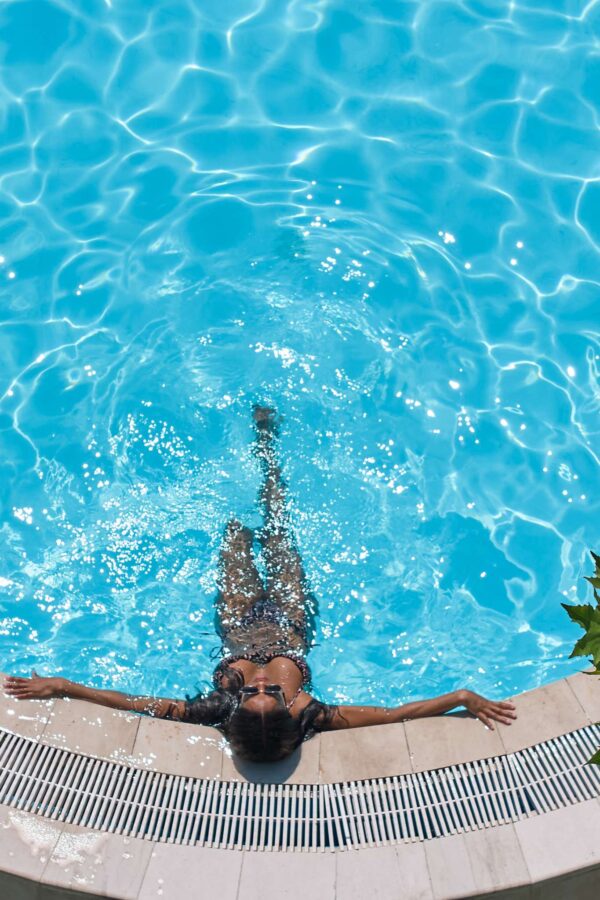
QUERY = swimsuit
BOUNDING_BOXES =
[213,650,312,689]
[213,596,313,689]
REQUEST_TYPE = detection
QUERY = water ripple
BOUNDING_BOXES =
[0,0,598,706]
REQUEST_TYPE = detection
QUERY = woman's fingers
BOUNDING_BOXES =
[478,712,494,730]
[3,676,43,699]
[494,704,517,717]
[4,678,35,688]
[487,707,516,725]
[474,700,517,728]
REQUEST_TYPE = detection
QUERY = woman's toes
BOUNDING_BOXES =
[252,404,279,432]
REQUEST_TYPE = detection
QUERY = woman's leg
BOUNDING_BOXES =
[215,519,264,632]
[253,407,316,640]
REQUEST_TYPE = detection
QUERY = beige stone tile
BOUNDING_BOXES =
[463,822,531,892]
[336,843,431,900]
[40,697,140,762]
[139,843,243,900]
[424,832,478,899]
[565,671,600,724]
[320,723,411,782]
[40,822,153,899]
[514,797,600,884]
[0,803,63,881]
[129,715,223,778]
[0,671,55,739]
[426,829,533,899]
[498,677,588,754]
[221,731,320,784]
[238,848,335,900]
[394,840,436,899]
[404,713,505,773]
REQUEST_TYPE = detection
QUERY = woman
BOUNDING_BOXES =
[3,406,516,763]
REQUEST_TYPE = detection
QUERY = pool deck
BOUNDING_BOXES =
[0,669,598,899]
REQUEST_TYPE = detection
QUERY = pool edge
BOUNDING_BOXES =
[0,670,598,899]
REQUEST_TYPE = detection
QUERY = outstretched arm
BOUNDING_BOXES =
[319,689,517,731]
[2,671,186,720]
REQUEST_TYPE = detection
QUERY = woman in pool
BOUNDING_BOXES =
[3,406,516,762]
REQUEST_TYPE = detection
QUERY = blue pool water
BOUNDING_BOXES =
[0,1,599,709]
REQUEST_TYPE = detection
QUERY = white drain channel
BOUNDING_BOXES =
[0,724,598,850]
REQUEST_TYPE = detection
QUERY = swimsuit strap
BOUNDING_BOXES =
[286,685,302,710]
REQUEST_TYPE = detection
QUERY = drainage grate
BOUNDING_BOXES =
[0,724,598,850]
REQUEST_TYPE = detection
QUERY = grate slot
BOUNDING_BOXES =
[59,753,91,824]
[412,771,434,838]
[486,759,511,824]
[115,766,147,836]
[15,741,48,812]
[183,778,202,846]
[47,749,81,821]
[395,774,414,841]
[128,766,153,838]
[419,771,447,837]
[322,783,336,847]
[370,779,391,843]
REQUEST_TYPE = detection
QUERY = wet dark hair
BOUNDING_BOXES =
[182,666,336,762]
[181,666,242,726]
[224,701,333,762]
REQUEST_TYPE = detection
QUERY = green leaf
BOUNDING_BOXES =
[591,550,600,568]
[561,603,595,631]
[586,749,600,766]
[569,617,600,667]
[584,576,600,590]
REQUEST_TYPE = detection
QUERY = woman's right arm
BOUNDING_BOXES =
[2,671,186,720]
[320,690,517,731]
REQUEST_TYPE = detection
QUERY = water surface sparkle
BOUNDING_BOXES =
[0,0,599,707]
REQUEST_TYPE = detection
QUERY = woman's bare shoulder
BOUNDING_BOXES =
[291,692,340,730]
[293,690,315,710]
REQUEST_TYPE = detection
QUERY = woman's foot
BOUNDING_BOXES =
[224,519,255,555]
[252,404,280,467]
[252,404,280,436]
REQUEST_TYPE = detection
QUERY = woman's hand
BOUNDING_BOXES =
[3,670,66,700]
[461,690,517,729]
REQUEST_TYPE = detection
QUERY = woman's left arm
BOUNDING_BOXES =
[319,689,516,731]
[396,689,516,729]
[2,671,186,720]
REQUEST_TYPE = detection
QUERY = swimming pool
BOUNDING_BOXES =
[0,0,598,710]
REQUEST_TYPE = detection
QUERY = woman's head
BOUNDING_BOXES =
[183,666,334,762]
[223,705,303,762]
[222,689,335,762]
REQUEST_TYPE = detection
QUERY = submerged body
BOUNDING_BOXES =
[3,406,516,759]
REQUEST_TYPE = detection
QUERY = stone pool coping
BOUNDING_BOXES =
[0,669,598,899]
